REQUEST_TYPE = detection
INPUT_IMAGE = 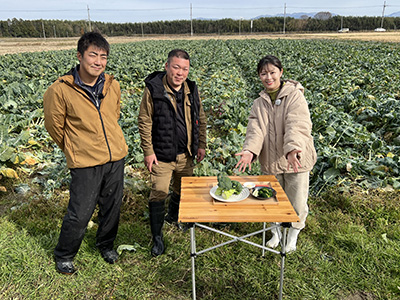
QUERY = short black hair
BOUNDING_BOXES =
[257,55,283,74]
[167,49,190,63]
[77,31,110,56]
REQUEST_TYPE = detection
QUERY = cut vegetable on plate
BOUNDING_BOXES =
[210,185,250,202]
[214,172,243,199]
[251,186,276,200]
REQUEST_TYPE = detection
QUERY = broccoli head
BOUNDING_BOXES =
[217,173,232,190]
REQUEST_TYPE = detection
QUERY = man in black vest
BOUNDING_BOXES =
[138,49,207,256]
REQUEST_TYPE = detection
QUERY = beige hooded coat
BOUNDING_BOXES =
[242,80,317,175]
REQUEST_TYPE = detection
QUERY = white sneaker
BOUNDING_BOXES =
[266,227,281,248]
[285,228,300,253]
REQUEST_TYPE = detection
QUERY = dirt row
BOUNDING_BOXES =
[1,31,399,55]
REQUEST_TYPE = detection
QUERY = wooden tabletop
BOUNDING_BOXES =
[179,175,300,223]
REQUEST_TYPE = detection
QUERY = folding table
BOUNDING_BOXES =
[179,175,300,300]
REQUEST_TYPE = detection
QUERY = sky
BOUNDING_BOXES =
[1,0,399,23]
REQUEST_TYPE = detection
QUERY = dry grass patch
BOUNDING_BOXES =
[1,31,400,55]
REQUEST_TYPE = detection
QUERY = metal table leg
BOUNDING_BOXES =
[262,222,266,257]
[279,223,291,300]
[188,222,290,300]
[190,224,197,300]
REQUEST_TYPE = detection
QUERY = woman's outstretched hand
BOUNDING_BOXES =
[287,150,302,173]
[235,150,254,172]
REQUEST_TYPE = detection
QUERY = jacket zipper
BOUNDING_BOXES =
[67,79,113,162]
[163,90,179,155]
[93,92,113,163]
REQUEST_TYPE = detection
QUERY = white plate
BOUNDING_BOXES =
[209,185,250,203]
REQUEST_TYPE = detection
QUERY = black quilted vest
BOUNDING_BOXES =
[145,71,200,162]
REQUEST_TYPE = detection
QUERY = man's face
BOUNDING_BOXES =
[165,56,190,91]
[77,45,108,85]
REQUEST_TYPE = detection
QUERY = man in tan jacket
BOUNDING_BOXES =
[43,32,128,274]
[138,49,207,256]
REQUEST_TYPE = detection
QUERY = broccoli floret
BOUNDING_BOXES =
[215,187,223,196]
[231,180,243,194]
[217,173,232,190]
[216,173,243,199]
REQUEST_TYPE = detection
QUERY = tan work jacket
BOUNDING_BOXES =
[43,73,128,168]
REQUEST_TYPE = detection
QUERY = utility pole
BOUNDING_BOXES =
[239,17,242,35]
[42,21,46,39]
[87,5,92,31]
[380,1,386,28]
[141,22,144,38]
[53,25,57,38]
[340,16,343,31]
[283,3,286,34]
[190,3,193,36]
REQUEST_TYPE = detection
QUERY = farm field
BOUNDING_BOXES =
[0,36,400,299]
[1,31,400,55]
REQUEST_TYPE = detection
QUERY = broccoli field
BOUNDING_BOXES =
[1,37,400,300]
[1,38,399,195]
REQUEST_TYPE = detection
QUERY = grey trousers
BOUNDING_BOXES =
[276,171,310,230]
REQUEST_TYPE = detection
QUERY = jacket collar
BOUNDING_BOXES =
[144,71,192,96]
[60,65,113,93]
[72,65,105,88]
[162,74,191,97]
[260,80,304,100]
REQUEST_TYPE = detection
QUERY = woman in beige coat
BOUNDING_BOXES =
[235,55,317,252]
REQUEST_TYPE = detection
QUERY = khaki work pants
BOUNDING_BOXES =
[276,171,310,230]
[149,152,194,202]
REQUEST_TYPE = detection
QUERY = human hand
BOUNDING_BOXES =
[287,150,302,173]
[144,154,158,172]
[197,148,205,163]
[235,150,254,172]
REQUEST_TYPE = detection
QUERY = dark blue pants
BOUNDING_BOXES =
[54,158,125,261]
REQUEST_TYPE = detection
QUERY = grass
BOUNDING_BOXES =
[0,175,399,300]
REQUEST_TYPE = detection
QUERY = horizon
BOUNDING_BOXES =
[1,1,399,23]
[2,11,399,24]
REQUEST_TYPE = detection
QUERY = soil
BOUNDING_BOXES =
[1,31,400,55]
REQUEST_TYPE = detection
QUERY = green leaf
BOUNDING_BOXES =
[325,126,336,137]
[116,244,137,255]
[0,146,14,162]
[371,140,383,150]
[323,168,340,182]
[392,180,400,190]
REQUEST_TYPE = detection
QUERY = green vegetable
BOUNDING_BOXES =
[257,188,273,198]
[216,173,243,199]
[215,187,223,196]
[217,173,232,190]
[231,180,243,194]
[222,189,236,199]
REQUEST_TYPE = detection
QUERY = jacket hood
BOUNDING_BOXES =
[58,65,114,93]
[260,80,304,100]
[145,71,165,86]
[145,71,197,94]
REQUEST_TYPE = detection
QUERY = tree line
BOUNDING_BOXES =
[1,15,399,38]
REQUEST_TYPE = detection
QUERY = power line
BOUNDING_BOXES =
[3,5,392,13]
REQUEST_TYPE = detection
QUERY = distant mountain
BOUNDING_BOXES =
[194,17,219,21]
[388,11,400,17]
[196,11,397,21]
[196,12,320,21]
[254,12,317,19]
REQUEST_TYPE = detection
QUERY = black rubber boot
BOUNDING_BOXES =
[165,192,180,224]
[149,201,165,257]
